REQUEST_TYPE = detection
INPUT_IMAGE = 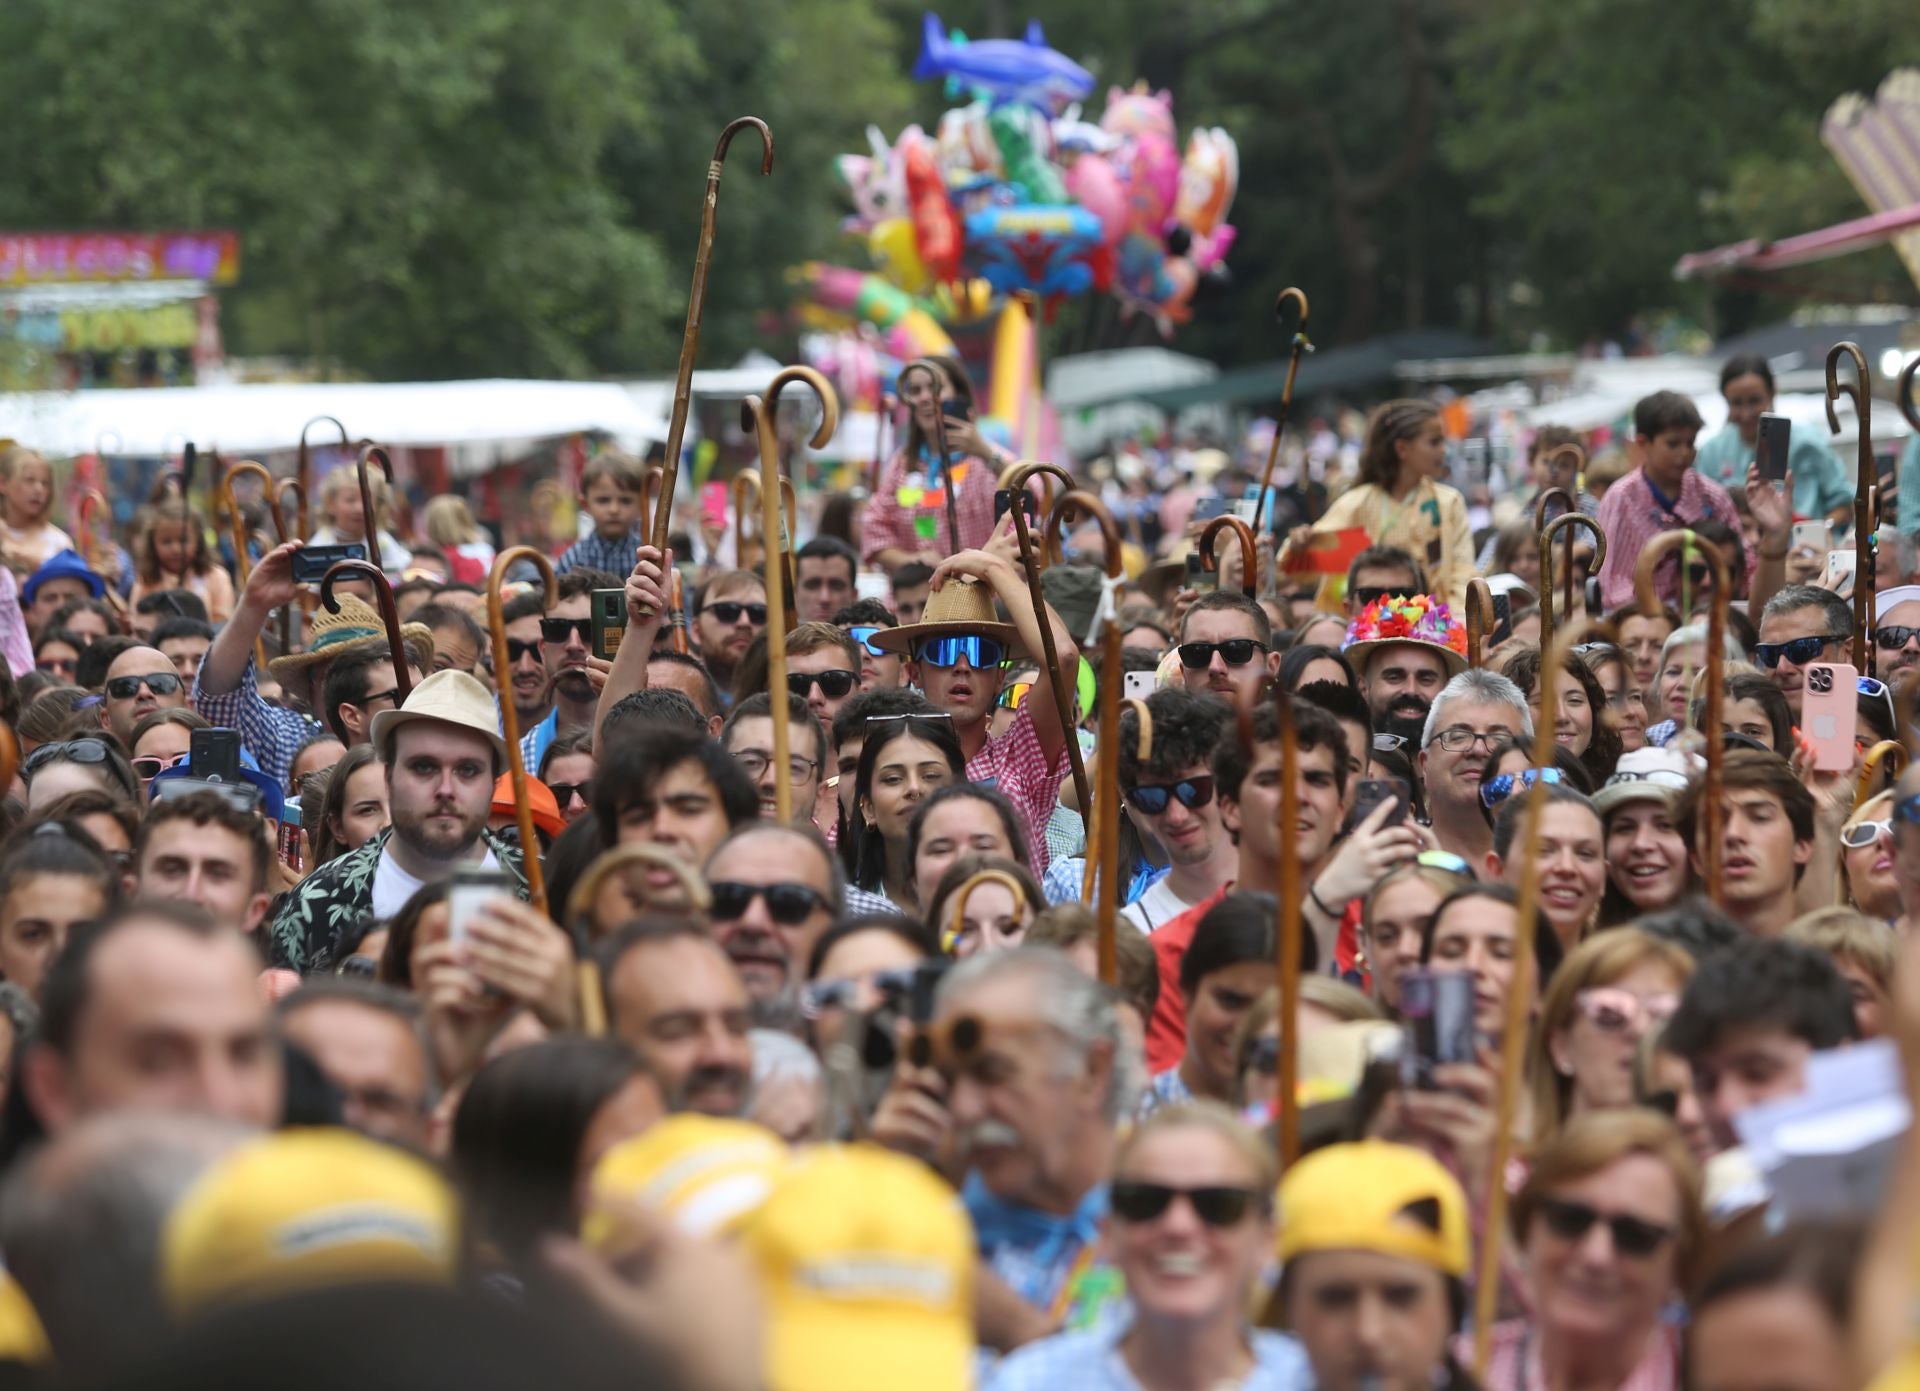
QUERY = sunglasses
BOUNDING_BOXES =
[504,637,542,665]
[35,658,75,677]
[1574,987,1678,1034]
[708,880,831,925]
[540,617,591,645]
[847,625,889,658]
[1533,1195,1674,1258]
[1898,793,1920,827]
[24,738,116,778]
[1842,818,1893,849]
[106,671,183,700]
[132,751,191,780]
[1244,1033,1280,1075]
[788,669,858,699]
[1109,1181,1266,1228]
[1349,586,1417,609]
[1875,625,1920,651]
[1127,775,1216,815]
[1373,731,1409,752]
[997,680,1034,711]
[1176,639,1267,670]
[1479,766,1564,809]
[914,635,1007,669]
[1753,634,1840,669]
[703,601,768,625]
[547,780,593,809]
[1600,767,1691,793]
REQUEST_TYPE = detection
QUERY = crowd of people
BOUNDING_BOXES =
[0,342,1911,1391]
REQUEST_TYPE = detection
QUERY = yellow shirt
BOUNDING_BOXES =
[1315,476,1474,609]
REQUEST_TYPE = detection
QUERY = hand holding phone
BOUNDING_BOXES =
[1758,413,1792,484]
[290,543,369,585]
[1185,554,1217,595]
[591,589,627,660]
[447,867,518,950]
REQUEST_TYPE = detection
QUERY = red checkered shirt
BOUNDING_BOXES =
[1596,467,1752,609]
[862,446,1005,565]
[965,702,1071,879]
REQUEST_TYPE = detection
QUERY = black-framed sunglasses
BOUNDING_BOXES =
[1109,1181,1267,1227]
[703,601,768,625]
[1874,624,1920,651]
[1349,586,1416,609]
[1127,775,1216,815]
[1533,1195,1673,1258]
[708,880,831,925]
[1176,639,1267,670]
[504,637,542,664]
[540,617,591,645]
[1753,634,1840,669]
[546,780,593,808]
[788,669,858,699]
[24,738,115,778]
[105,671,183,700]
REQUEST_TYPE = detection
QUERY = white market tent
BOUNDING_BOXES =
[0,379,669,478]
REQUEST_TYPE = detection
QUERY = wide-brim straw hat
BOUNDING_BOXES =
[369,669,510,769]
[1340,594,1470,679]
[268,594,435,687]
[871,577,1022,657]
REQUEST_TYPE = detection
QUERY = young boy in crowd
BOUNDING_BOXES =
[1596,391,1742,609]
[556,451,648,576]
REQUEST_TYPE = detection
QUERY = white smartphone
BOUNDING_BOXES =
[1823,548,1857,598]
[447,868,515,949]
[1123,671,1155,700]
[1790,521,1832,558]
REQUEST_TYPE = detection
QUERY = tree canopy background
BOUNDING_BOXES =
[0,0,1912,380]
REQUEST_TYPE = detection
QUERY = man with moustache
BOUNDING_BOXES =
[1873,585,1920,690]
[1174,592,1280,709]
[1755,584,1852,723]
[601,918,755,1118]
[1342,594,1469,755]
[690,570,768,702]
[702,824,842,1029]
[517,571,615,771]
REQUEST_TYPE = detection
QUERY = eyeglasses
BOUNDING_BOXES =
[105,671,183,700]
[1574,987,1678,1034]
[997,681,1034,711]
[1176,639,1267,670]
[132,751,190,780]
[1373,731,1409,752]
[1109,1181,1267,1228]
[703,601,768,625]
[540,617,591,645]
[865,711,955,726]
[1601,766,1691,793]
[547,780,593,809]
[351,687,399,709]
[1533,1195,1674,1258]
[1874,625,1920,651]
[24,738,116,779]
[1127,775,1216,815]
[788,669,858,699]
[1349,586,1417,609]
[1432,726,1510,754]
[913,635,1007,669]
[733,750,818,783]
[1753,634,1841,669]
[1479,767,1564,809]
[708,880,831,925]
[847,625,889,658]
[504,637,542,664]
[1842,819,1893,849]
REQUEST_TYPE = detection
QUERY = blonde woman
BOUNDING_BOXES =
[1312,400,1474,607]
[423,495,495,587]
[312,461,411,575]
[1786,906,1894,1039]
[1834,791,1900,922]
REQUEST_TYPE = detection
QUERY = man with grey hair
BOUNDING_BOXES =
[1757,583,1854,720]
[1420,667,1534,864]
[276,979,435,1151]
[0,1111,254,1375]
[871,947,1121,1327]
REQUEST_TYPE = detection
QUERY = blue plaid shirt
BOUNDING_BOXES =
[555,528,643,578]
[193,658,322,791]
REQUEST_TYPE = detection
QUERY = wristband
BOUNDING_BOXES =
[1307,883,1340,919]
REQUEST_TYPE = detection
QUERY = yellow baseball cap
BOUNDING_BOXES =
[584,1115,787,1244]
[742,1143,974,1391]
[1277,1141,1470,1278]
[160,1128,458,1315]
[0,1273,49,1364]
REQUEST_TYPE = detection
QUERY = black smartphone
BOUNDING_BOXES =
[1758,412,1792,483]
[190,728,242,784]
[155,778,260,813]
[291,542,369,585]
[940,398,971,424]
[906,960,951,1025]
[1398,969,1478,1090]
[590,589,627,661]
[1185,553,1217,595]
[993,488,1037,524]
[1349,777,1410,830]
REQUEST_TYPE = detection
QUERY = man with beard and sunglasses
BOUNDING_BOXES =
[1755,584,1852,723]
[1874,585,1920,691]
[1342,594,1469,755]
[702,824,843,1028]
[1174,592,1281,709]
[517,570,617,772]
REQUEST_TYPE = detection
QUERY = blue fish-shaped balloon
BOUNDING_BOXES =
[913,12,1094,112]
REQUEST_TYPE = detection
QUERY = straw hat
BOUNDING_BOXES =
[1340,594,1469,679]
[369,670,510,768]
[267,594,435,687]
[870,577,1022,657]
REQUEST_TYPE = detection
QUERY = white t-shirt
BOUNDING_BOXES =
[1120,877,1193,934]
[371,842,501,919]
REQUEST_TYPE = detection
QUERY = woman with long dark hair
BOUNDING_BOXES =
[862,355,1011,572]
[849,712,966,911]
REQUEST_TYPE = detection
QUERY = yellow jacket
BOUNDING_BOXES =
[1316,477,1474,609]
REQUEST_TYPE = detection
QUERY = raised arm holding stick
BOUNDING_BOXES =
[1826,341,1876,673]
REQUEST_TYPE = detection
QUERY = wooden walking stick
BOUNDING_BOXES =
[900,359,965,555]
[1045,490,1125,984]
[742,367,839,825]
[1859,740,1907,805]
[668,569,690,656]
[1532,484,1576,534]
[319,559,413,703]
[1199,515,1258,600]
[999,457,1066,547]
[732,469,762,569]
[1465,578,1495,668]
[1539,511,1607,649]
[1004,461,1091,822]
[944,867,1035,955]
[74,490,108,572]
[1827,343,1877,674]
[1252,288,1313,533]
[1636,530,1731,897]
[223,462,286,671]
[1473,609,1613,1379]
[567,844,713,929]
[278,479,308,541]
[356,446,394,571]
[297,416,346,545]
[648,118,775,558]
[871,389,895,499]
[1233,676,1304,1167]
[1119,696,1155,763]
[1900,353,1920,437]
